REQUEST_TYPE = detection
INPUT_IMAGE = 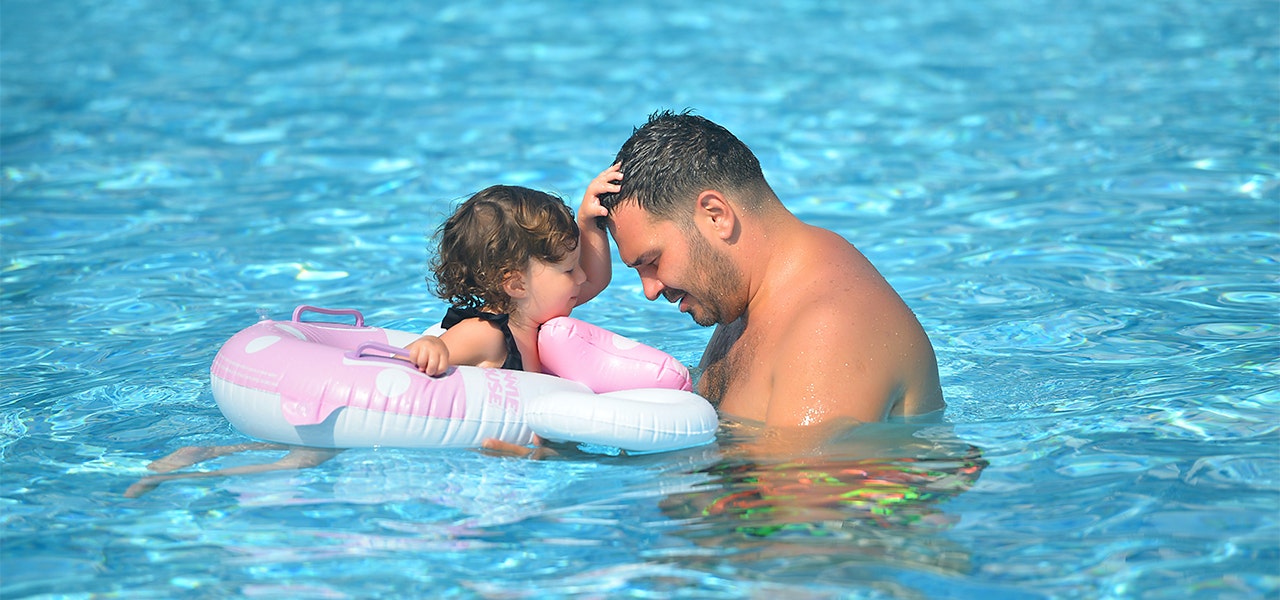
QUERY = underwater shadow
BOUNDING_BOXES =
[655,419,990,578]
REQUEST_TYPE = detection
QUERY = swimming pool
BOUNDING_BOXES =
[2,0,1276,597]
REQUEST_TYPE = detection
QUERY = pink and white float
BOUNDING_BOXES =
[210,306,717,454]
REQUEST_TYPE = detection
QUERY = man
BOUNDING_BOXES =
[596,110,944,426]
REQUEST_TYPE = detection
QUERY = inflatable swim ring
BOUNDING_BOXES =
[211,305,717,453]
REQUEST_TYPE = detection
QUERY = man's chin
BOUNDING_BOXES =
[687,308,719,327]
[675,295,722,327]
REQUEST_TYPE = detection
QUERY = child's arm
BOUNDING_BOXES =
[404,317,509,375]
[576,164,621,304]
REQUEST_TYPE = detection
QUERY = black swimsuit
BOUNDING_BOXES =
[439,306,524,371]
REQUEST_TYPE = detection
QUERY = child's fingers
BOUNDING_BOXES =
[427,345,451,376]
[588,175,620,189]
[407,346,425,369]
[426,353,448,377]
[410,346,437,374]
[594,164,623,184]
[580,202,609,218]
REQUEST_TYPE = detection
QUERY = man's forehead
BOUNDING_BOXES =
[606,200,644,226]
[606,201,643,228]
[605,203,657,263]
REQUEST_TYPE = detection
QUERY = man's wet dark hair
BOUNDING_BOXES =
[599,109,770,223]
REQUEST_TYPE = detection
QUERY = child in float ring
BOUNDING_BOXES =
[403,171,617,376]
[126,171,623,497]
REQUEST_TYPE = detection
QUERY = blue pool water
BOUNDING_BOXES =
[2,0,1277,597]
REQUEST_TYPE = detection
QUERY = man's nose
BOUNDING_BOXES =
[641,275,664,301]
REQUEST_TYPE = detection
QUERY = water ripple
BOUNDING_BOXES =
[1,0,1276,597]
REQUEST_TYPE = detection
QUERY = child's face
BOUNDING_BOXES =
[515,247,586,325]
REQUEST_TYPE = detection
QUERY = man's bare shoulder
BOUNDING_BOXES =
[757,289,925,424]
[769,292,867,358]
[772,245,887,326]
[773,239,931,358]
[759,229,943,421]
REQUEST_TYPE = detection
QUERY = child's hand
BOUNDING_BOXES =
[580,163,621,223]
[404,335,450,376]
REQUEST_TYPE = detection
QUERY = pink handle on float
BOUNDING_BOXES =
[292,305,365,327]
[346,341,416,366]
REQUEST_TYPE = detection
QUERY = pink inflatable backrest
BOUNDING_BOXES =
[537,317,693,393]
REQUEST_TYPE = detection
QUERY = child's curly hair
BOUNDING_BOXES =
[429,185,579,314]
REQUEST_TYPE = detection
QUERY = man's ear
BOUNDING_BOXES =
[696,190,738,242]
[502,270,528,299]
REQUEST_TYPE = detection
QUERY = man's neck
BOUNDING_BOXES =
[737,208,804,316]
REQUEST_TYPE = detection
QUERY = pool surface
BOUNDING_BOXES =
[2,0,1277,597]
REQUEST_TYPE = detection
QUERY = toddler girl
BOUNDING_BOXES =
[125,167,622,497]
[404,171,617,375]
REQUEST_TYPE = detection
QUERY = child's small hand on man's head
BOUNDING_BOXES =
[580,163,622,223]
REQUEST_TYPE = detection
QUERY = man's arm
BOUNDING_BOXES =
[763,308,902,426]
